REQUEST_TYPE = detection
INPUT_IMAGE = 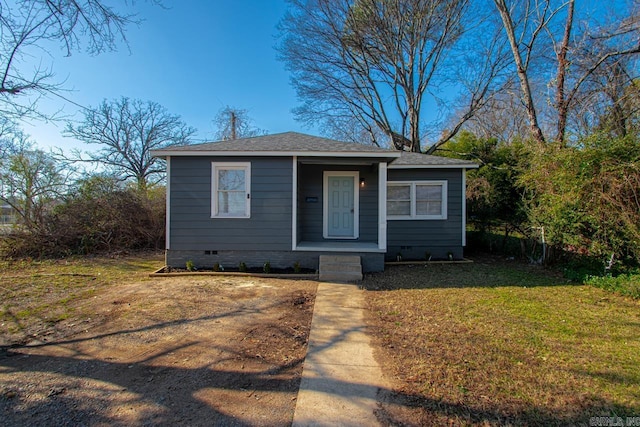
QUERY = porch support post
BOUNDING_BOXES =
[291,156,298,251]
[378,162,387,251]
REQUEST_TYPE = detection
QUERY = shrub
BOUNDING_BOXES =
[263,261,271,274]
[186,260,195,271]
[585,274,640,299]
[0,186,165,259]
[562,255,607,282]
[521,135,640,265]
[239,262,247,272]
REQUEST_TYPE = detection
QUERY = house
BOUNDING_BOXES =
[151,132,478,273]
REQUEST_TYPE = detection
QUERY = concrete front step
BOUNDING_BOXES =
[319,255,363,282]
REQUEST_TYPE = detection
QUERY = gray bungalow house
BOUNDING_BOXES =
[152,132,477,273]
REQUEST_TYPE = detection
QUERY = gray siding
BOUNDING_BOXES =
[298,164,378,243]
[170,156,293,251]
[386,168,464,260]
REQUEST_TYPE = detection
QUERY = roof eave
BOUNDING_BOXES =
[151,149,401,160]
[388,163,479,169]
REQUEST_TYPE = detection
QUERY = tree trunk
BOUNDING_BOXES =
[554,0,574,145]
[493,0,546,145]
[230,111,237,140]
[390,131,413,151]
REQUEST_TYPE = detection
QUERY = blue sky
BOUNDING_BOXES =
[22,1,306,151]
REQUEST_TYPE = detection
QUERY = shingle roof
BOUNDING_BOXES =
[152,131,478,168]
[390,151,479,168]
[156,131,394,154]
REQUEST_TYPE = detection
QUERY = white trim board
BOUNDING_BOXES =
[388,164,479,169]
[165,156,171,250]
[153,150,400,159]
[378,162,387,251]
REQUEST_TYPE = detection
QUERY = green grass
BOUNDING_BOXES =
[0,252,164,344]
[364,260,640,426]
[586,274,640,299]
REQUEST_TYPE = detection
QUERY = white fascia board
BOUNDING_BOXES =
[165,156,171,250]
[388,164,479,169]
[151,150,401,159]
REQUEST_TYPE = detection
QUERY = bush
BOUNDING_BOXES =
[0,185,165,259]
[585,274,640,299]
[521,135,640,265]
[562,256,606,282]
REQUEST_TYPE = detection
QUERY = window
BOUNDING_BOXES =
[211,162,251,218]
[387,181,447,219]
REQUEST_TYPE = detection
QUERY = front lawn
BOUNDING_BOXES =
[364,258,640,426]
[0,252,164,345]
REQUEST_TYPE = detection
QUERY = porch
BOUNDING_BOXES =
[291,158,390,254]
[295,240,384,253]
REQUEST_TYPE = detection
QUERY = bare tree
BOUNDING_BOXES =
[0,116,27,157]
[0,141,70,231]
[65,98,196,191]
[492,0,640,145]
[0,0,143,119]
[212,106,267,140]
[278,0,508,153]
[492,0,551,144]
[460,86,531,143]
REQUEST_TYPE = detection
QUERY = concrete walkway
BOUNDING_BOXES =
[292,281,389,426]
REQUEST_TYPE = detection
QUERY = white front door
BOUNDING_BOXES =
[323,171,359,239]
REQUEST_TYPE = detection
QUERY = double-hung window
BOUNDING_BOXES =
[387,181,447,220]
[211,162,251,218]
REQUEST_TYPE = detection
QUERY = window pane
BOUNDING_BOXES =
[417,201,442,216]
[218,169,245,191]
[416,184,441,200]
[387,185,410,200]
[387,201,410,216]
[218,191,245,215]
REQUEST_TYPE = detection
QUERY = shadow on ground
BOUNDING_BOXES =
[3,319,627,427]
[0,286,313,426]
[364,258,571,290]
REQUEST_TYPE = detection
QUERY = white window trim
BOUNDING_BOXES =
[323,171,359,239]
[387,180,447,220]
[211,162,251,219]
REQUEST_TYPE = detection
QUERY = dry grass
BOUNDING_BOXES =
[0,252,164,345]
[0,253,316,425]
[364,258,640,426]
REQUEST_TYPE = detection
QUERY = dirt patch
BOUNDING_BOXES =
[0,275,316,426]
